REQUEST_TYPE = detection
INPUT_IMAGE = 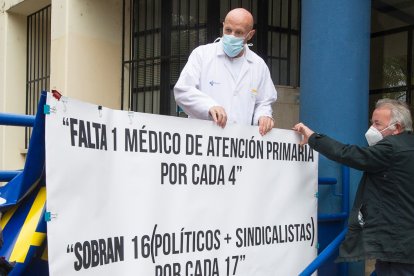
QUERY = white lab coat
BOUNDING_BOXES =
[174,41,277,126]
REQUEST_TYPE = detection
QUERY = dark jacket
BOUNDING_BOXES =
[309,131,414,264]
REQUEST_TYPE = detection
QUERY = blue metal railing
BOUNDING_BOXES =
[318,177,337,185]
[0,113,35,181]
[0,113,35,127]
[0,93,48,274]
[300,228,348,276]
[300,166,350,275]
[0,170,22,182]
[318,166,350,223]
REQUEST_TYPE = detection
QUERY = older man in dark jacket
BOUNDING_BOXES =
[293,99,414,275]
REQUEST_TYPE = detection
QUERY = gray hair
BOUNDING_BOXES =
[376,98,413,131]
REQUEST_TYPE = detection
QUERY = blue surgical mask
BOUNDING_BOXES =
[221,34,245,58]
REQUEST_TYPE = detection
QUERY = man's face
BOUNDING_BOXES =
[370,107,395,137]
[222,18,253,42]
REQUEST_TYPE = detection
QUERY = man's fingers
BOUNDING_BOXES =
[216,111,226,128]
[259,117,274,136]
[292,122,303,132]
[209,107,227,128]
[217,115,226,128]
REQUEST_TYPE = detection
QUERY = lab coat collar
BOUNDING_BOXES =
[216,40,254,63]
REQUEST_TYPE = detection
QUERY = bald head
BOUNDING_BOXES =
[224,8,254,31]
[222,8,256,48]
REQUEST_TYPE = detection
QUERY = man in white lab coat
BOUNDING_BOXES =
[174,8,277,136]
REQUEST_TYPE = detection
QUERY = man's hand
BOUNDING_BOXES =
[209,106,227,128]
[292,122,315,145]
[258,116,274,136]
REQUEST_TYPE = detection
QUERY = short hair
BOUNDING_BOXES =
[376,98,413,131]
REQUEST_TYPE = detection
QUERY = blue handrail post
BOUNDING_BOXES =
[341,166,350,276]
[342,166,350,224]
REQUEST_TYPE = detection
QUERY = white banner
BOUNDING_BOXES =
[45,93,318,276]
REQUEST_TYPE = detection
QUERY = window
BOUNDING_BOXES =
[370,32,409,101]
[266,0,300,86]
[26,5,51,147]
[370,1,414,113]
[122,0,301,115]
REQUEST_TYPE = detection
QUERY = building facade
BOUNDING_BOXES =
[1,0,302,170]
[0,0,413,274]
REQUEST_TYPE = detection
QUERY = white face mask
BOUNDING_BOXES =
[365,127,383,146]
[364,123,395,146]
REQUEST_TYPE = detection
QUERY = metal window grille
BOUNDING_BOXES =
[122,0,301,115]
[122,0,209,115]
[219,0,301,86]
[266,0,300,86]
[26,5,51,148]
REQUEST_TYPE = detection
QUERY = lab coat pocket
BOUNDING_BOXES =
[232,88,257,124]
[246,89,257,122]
